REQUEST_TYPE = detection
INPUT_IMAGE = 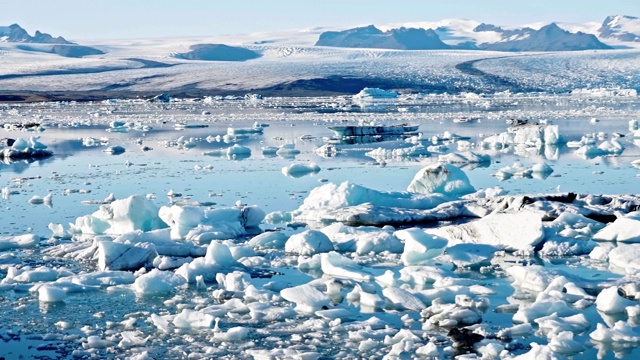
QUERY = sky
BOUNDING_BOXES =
[1,0,639,40]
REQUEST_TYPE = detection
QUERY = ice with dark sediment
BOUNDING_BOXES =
[0,136,53,159]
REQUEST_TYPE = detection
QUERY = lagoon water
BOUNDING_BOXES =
[1,93,640,359]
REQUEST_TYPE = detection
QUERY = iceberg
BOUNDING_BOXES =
[407,164,475,197]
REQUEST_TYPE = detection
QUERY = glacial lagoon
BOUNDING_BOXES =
[1,92,640,359]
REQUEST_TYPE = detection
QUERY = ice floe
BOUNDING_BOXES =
[0,136,53,159]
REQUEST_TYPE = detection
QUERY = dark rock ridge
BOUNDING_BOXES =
[315,25,451,50]
[317,23,612,51]
[475,23,612,51]
[176,44,261,61]
[599,15,640,42]
[0,24,72,44]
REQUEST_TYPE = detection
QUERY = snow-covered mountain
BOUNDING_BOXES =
[315,25,451,50]
[0,16,638,99]
[599,15,640,42]
[0,24,72,44]
[476,23,611,51]
[0,24,105,58]
[380,15,639,50]
[317,22,611,51]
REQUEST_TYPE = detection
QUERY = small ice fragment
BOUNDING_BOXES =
[396,228,447,266]
[285,230,334,255]
[281,284,331,313]
[38,285,66,303]
[104,146,126,155]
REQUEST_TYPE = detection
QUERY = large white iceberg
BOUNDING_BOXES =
[71,195,167,235]
[428,212,544,251]
[407,164,475,197]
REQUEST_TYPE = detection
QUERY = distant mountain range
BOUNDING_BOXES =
[316,25,451,50]
[0,24,104,58]
[1,15,639,61]
[599,15,640,42]
[316,20,627,51]
[0,23,72,44]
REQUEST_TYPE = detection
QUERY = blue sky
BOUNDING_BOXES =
[2,0,638,39]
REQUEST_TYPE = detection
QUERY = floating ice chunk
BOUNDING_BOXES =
[320,252,372,282]
[593,212,640,243]
[415,342,439,357]
[132,269,186,296]
[596,286,637,314]
[72,195,166,235]
[314,143,338,157]
[465,186,507,200]
[598,139,625,155]
[353,87,397,100]
[476,340,505,359]
[172,309,214,329]
[438,151,490,164]
[275,143,301,157]
[98,241,157,271]
[292,181,448,215]
[443,244,497,268]
[0,234,39,251]
[216,271,252,292]
[348,284,385,309]
[157,205,204,239]
[285,230,334,255]
[358,338,379,352]
[248,231,288,249]
[396,228,447,266]
[382,286,426,311]
[484,124,563,149]
[507,265,560,292]
[429,212,543,251]
[11,137,30,151]
[494,161,534,179]
[320,223,403,255]
[114,228,204,258]
[513,296,576,324]
[575,138,625,158]
[608,244,640,275]
[365,145,429,159]
[513,343,564,360]
[118,331,149,349]
[407,164,475,197]
[203,144,251,158]
[104,145,126,155]
[212,326,250,342]
[543,125,562,145]
[590,321,640,344]
[38,285,67,303]
[497,323,535,338]
[149,313,170,333]
[4,265,71,283]
[175,242,244,282]
[246,349,320,359]
[227,126,263,135]
[421,294,484,327]
[159,204,264,241]
[83,335,114,349]
[535,313,590,336]
[261,146,278,155]
[1,136,53,159]
[531,162,554,174]
[282,163,320,177]
[281,284,331,313]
